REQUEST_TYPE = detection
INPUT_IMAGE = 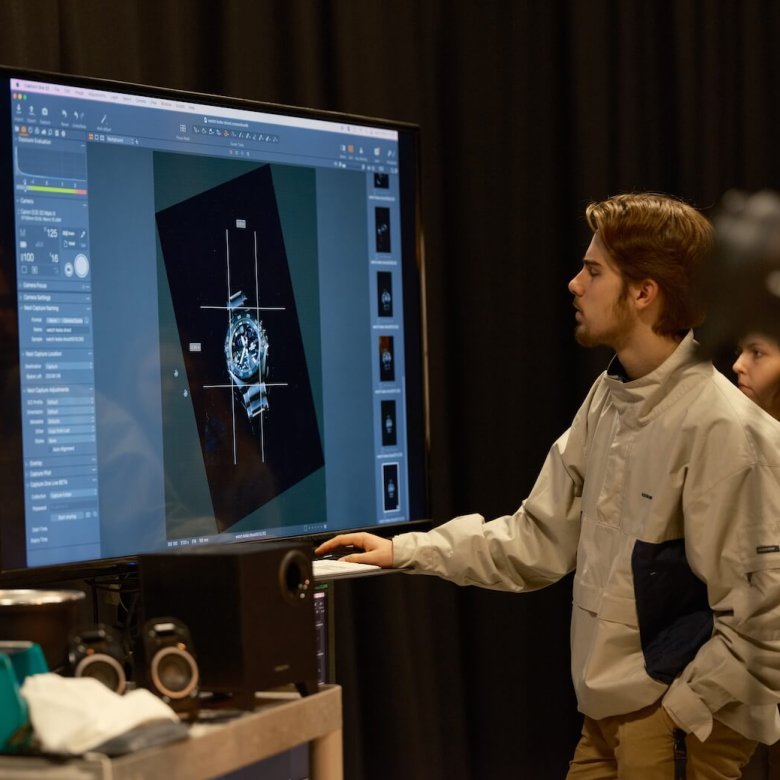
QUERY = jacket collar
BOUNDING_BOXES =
[603,331,710,425]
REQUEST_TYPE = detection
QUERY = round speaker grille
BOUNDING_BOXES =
[74,653,127,694]
[150,646,199,699]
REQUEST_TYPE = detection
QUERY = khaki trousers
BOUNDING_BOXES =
[566,701,757,780]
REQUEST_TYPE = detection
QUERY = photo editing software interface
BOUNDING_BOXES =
[0,71,426,576]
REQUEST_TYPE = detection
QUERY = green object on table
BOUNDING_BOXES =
[0,641,48,753]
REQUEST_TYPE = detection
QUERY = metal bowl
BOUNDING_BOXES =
[0,589,86,671]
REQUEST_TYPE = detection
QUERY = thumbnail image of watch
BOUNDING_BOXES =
[224,290,269,420]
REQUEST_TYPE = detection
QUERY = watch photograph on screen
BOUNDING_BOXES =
[224,289,270,424]
[155,160,324,533]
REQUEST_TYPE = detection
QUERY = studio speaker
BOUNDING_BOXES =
[138,541,318,709]
[67,624,128,694]
[136,616,200,717]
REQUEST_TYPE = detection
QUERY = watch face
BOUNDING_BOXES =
[225,313,266,381]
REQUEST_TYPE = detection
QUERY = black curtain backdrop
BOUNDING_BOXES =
[2,1,780,778]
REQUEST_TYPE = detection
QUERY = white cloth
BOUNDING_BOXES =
[20,673,179,754]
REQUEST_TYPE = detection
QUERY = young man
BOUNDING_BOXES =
[317,193,780,778]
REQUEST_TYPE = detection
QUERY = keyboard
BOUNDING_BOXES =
[312,558,381,579]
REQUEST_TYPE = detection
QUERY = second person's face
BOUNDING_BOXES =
[733,333,780,420]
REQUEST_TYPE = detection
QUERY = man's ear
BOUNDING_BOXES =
[631,278,660,311]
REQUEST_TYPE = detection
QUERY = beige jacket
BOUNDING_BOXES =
[393,333,780,743]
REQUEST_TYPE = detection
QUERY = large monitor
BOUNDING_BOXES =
[0,67,429,583]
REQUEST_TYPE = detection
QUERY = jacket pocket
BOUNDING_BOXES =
[632,538,713,685]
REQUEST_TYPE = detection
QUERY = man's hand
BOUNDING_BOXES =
[315,532,394,568]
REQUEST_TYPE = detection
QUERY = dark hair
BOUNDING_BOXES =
[585,193,714,336]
